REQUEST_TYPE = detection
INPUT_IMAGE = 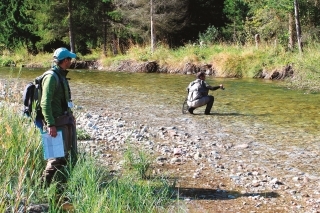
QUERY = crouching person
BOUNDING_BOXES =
[187,72,224,115]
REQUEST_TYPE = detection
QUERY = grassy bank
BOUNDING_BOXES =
[0,83,175,212]
[114,43,320,91]
[1,43,320,91]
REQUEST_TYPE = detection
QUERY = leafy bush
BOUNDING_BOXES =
[0,58,15,67]
[199,25,219,45]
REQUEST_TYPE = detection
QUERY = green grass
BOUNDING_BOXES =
[286,43,320,92]
[0,102,44,212]
[76,128,91,140]
[0,83,175,212]
[84,43,320,91]
[124,145,152,179]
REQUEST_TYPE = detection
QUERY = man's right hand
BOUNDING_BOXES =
[48,126,57,137]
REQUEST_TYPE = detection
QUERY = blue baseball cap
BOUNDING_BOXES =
[53,47,76,61]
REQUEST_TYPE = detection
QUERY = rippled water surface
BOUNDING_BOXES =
[1,67,320,142]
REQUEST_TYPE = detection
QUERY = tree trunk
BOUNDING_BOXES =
[103,21,107,56]
[233,20,236,43]
[150,0,155,53]
[112,29,118,55]
[254,34,260,49]
[68,0,75,53]
[288,12,294,51]
[294,0,303,54]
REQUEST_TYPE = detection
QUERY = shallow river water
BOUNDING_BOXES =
[2,67,320,143]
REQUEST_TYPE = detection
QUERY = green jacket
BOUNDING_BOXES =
[40,66,71,126]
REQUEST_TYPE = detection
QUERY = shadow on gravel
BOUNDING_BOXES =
[191,112,272,116]
[192,112,248,116]
[174,187,280,200]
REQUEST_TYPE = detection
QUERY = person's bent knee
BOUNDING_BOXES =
[208,95,214,102]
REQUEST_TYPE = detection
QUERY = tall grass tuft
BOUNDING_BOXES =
[65,156,174,212]
[287,44,320,92]
[124,145,152,179]
[0,100,44,212]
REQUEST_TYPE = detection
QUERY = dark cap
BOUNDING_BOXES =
[196,72,205,79]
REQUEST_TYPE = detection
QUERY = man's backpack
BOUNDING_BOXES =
[22,69,61,118]
[187,80,204,102]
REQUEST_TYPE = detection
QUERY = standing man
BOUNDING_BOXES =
[187,72,224,115]
[41,47,77,185]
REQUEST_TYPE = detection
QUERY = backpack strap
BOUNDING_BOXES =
[42,69,60,88]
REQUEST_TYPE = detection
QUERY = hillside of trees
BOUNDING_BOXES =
[0,0,320,55]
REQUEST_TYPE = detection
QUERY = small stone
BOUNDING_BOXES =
[170,157,181,164]
[174,148,182,155]
[156,156,167,162]
[292,176,300,182]
[252,181,260,187]
[234,144,249,149]
[194,152,202,160]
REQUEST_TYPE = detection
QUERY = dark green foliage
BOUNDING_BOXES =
[199,25,219,45]
[0,0,320,53]
[112,0,191,48]
[189,0,226,28]
[0,0,40,53]
[298,0,320,42]
[0,0,114,54]
[222,0,250,43]
[71,0,114,54]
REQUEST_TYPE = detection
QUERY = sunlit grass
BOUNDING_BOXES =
[0,101,44,213]
[124,145,152,179]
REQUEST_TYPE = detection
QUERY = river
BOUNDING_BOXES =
[75,70,320,139]
[1,67,320,143]
[1,67,320,165]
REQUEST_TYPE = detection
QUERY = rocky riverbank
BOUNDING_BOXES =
[75,106,320,213]
[105,60,294,80]
[19,59,295,80]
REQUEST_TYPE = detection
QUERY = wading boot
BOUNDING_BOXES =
[188,107,195,114]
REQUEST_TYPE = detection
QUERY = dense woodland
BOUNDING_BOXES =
[0,0,320,55]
